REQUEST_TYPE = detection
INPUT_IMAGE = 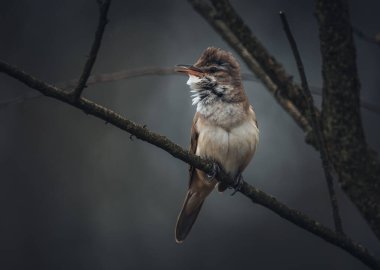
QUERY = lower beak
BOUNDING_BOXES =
[175,65,204,77]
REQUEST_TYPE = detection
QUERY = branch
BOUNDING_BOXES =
[189,0,313,137]
[71,0,111,100]
[0,60,379,269]
[64,67,175,90]
[315,0,380,241]
[2,67,380,116]
[353,27,380,48]
[279,11,343,234]
[60,67,259,90]
[0,92,42,109]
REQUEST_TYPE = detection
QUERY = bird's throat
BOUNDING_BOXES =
[186,75,202,87]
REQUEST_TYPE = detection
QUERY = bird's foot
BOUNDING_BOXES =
[230,174,244,196]
[206,162,220,182]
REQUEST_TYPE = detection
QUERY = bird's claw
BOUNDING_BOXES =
[230,174,244,196]
[206,163,220,182]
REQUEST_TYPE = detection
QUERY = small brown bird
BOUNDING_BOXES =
[174,47,259,243]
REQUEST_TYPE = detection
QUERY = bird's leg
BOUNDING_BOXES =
[230,174,244,196]
[206,162,220,182]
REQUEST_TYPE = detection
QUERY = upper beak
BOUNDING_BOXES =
[175,64,204,77]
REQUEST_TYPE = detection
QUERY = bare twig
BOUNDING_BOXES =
[279,11,343,234]
[61,67,258,90]
[62,67,177,90]
[0,92,42,109]
[0,60,379,270]
[353,27,380,47]
[71,0,111,100]
[2,67,380,115]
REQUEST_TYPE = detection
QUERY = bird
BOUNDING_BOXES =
[174,47,259,243]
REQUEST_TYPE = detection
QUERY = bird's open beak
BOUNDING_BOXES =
[175,65,204,77]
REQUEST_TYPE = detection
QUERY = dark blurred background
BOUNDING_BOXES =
[1,0,379,269]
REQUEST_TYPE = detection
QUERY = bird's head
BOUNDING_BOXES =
[175,47,245,107]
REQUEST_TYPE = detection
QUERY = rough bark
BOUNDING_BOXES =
[315,0,380,240]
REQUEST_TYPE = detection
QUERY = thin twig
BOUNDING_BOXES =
[62,67,177,90]
[71,0,111,100]
[279,11,343,234]
[2,67,380,115]
[353,27,380,48]
[61,67,258,90]
[0,60,379,270]
[0,92,43,109]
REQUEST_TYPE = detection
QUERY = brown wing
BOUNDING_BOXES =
[251,105,258,128]
[188,112,199,187]
[175,112,202,242]
[176,112,215,242]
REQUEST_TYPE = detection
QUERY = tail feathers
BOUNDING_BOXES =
[175,191,204,243]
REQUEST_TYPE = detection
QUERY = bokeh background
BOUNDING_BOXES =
[1,0,380,269]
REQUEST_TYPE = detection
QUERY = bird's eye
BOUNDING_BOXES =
[209,67,219,73]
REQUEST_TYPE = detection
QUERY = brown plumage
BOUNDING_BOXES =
[175,47,259,243]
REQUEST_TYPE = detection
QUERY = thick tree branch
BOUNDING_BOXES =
[279,11,343,234]
[0,60,379,269]
[315,0,380,241]
[71,0,111,100]
[189,0,314,139]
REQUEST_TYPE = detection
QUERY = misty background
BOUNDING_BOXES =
[1,0,380,269]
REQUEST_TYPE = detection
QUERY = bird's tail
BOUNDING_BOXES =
[175,191,204,243]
